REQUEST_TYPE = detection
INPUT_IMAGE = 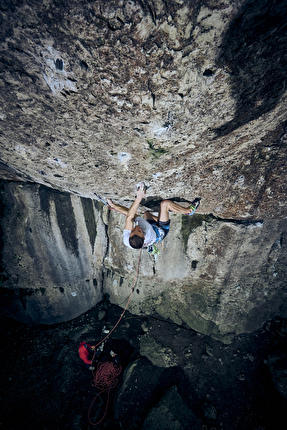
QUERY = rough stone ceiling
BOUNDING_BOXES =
[0,0,286,220]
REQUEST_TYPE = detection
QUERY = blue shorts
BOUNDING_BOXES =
[147,219,170,242]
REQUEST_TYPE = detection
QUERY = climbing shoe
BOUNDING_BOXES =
[188,198,200,215]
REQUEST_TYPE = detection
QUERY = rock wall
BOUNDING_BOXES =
[0,0,287,340]
[0,181,107,324]
[0,180,286,341]
[104,208,287,343]
[0,0,286,220]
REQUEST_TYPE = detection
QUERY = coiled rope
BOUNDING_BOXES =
[88,361,122,426]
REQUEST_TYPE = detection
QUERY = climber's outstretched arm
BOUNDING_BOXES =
[107,183,146,231]
[108,186,146,231]
[124,196,142,230]
[107,199,129,217]
[124,186,146,230]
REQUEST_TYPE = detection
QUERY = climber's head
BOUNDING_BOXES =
[129,225,144,249]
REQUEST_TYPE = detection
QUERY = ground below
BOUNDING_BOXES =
[1,300,287,430]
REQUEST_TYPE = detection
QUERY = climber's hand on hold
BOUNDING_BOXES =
[136,182,146,200]
[136,188,146,200]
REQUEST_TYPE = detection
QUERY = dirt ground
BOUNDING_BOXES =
[0,299,287,430]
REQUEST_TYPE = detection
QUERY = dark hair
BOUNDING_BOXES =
[129,234,144,249]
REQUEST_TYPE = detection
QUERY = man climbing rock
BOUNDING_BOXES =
[107,183,200,250]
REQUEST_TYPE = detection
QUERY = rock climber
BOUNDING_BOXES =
[107,183,200,250]
[79,341,95,370]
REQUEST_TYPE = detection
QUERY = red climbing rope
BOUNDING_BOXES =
[87,192,144,425]
[87,248,142,426]
[92,361,122,391]
[91,247,142,354]
[88,361,122,426]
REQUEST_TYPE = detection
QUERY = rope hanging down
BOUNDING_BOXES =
[92,191,143,351]
[91,247,142,354]
[87,190,144,425]
[87,249,142,426]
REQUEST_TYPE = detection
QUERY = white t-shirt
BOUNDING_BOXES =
[123,216,157,249]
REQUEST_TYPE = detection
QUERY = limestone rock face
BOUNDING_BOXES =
[0,181,107,324]
[104,209,287,343]
[0,1,287,339]
[0,0,287,220]
[0,180,286,341]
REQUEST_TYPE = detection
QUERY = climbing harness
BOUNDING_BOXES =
[88,361,122,426]
[152,224,166,243]
[146,220,168,260]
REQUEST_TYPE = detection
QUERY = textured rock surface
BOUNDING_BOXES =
[104,208,287,342]
[0,0,287,220]
[1,179,286,341]
[0,0,287,339]
[0,181,107,323]
[114,357,165,429]
[142,385,201,430]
